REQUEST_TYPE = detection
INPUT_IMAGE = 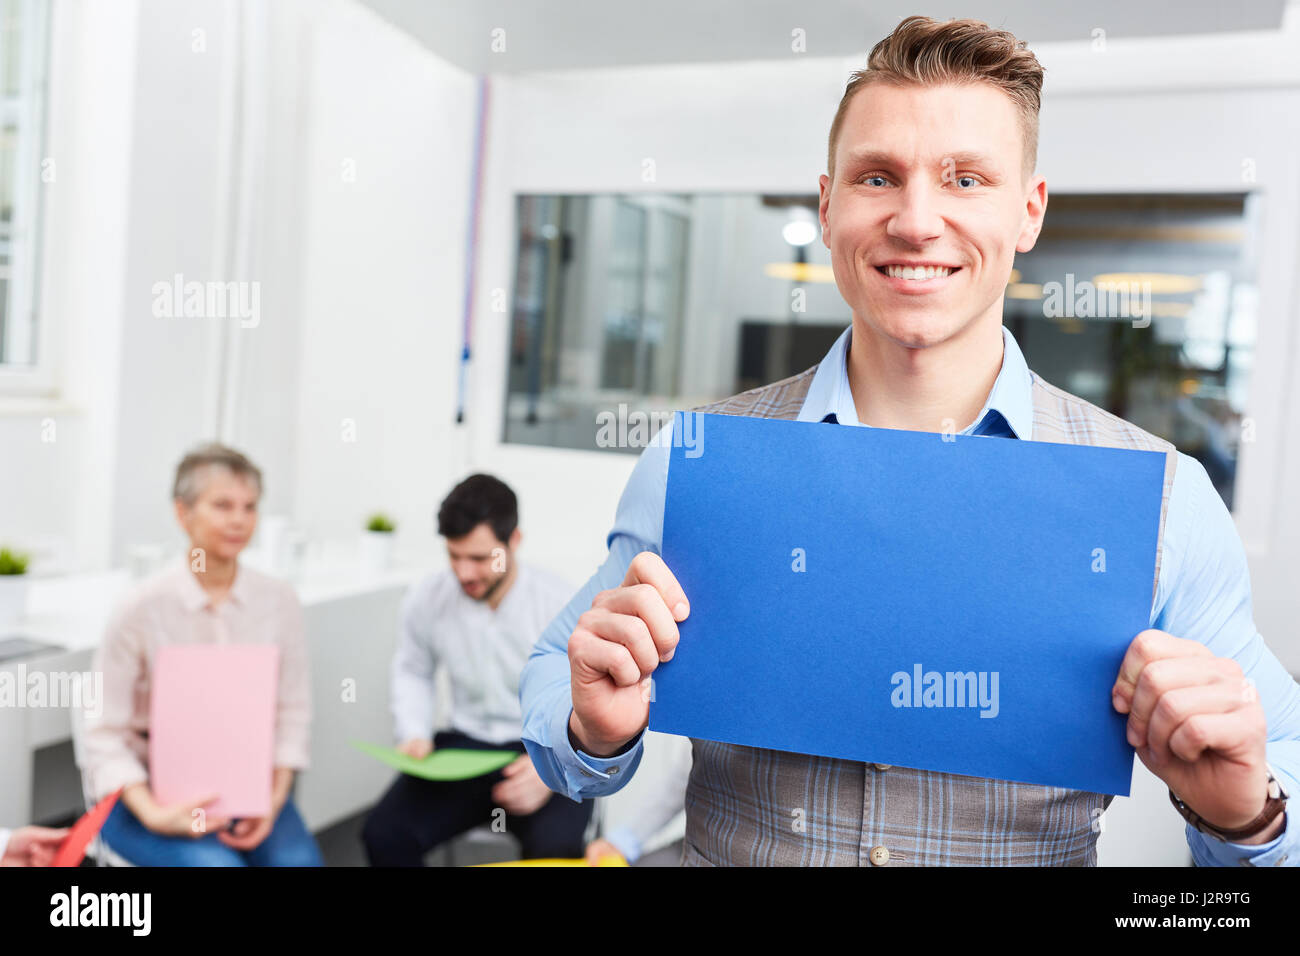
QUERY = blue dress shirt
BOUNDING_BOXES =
[520,324,1299,866]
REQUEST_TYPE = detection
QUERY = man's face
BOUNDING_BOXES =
[818,81,1047,350]
[174,467,259,563]
[445,523,514,602]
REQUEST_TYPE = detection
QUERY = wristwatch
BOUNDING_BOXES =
[1169,765,1289,842]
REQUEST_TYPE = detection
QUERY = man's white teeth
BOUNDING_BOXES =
[884,265,953,280]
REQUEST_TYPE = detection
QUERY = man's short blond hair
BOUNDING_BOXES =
[173,442,263,506]
[827,15,1045,184]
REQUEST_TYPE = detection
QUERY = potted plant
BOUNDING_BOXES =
[360,513,396,571]
[0,547,31,629]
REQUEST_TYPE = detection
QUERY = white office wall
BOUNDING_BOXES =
[283,0,476,569]
[0,0,137,572]
[0,0,304,570]
[107,1,244,568]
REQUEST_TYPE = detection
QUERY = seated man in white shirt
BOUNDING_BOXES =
[362,474,591,865]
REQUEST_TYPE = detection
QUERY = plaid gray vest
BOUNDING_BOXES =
[679,360,1178,866]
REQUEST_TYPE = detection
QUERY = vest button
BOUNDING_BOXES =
[872,763,891,771]
[869,845,890,866]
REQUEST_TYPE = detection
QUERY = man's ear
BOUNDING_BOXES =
[508,528,522,551]
[1016,174,1048,254]
[173,498,188,530]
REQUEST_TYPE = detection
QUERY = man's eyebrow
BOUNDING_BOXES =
[944,151,1003,169]
[842,149,1003,171]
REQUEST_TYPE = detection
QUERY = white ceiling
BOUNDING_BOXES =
[357,0,1291,74]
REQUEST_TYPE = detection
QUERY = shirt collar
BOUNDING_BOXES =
[174,557,252,611]
[796,324,1033,440]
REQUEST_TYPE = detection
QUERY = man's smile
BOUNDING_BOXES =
[873,262,963,295]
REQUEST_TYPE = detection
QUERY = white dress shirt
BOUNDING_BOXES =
[0,828,10,861]
[391,561,573,747]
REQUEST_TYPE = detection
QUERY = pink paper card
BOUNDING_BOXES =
[149,644,279,819]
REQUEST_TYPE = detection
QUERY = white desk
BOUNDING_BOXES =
[0,561,423,832]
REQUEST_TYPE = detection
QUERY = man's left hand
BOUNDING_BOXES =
[1112,629,1280,843]
[491,754,554,817]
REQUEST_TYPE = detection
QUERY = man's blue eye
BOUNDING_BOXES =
[863,176,887,186]
[957,175,979,188]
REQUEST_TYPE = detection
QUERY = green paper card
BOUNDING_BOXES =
[351,740,518,780]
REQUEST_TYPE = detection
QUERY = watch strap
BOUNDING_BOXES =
[1169,766,1289,842]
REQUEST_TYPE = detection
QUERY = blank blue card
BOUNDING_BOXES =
[649,411,1167,796]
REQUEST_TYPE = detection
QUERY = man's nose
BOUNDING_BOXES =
[886,181,944,246]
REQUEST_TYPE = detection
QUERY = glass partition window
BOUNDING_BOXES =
[503,191,1258,511]
[0,0,49,371]
[1004,193,1257,510]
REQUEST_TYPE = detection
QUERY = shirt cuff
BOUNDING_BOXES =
[1188,807,1295,867]
[550,700,645,798]
[0,828,10,863]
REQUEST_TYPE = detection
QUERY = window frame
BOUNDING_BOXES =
[0,0,53,396]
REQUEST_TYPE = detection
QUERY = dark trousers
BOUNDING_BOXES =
[361,729,593,866]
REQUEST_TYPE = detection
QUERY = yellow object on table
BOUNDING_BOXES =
[474,854,628,867]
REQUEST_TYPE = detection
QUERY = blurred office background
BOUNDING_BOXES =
[2,0,1300,866]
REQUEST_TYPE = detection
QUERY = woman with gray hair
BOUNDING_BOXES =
[83,443,322,866]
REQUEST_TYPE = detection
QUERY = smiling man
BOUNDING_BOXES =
[519,15,1299,866]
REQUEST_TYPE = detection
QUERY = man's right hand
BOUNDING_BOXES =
[567,551,689,757]
[397,738,433,760]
